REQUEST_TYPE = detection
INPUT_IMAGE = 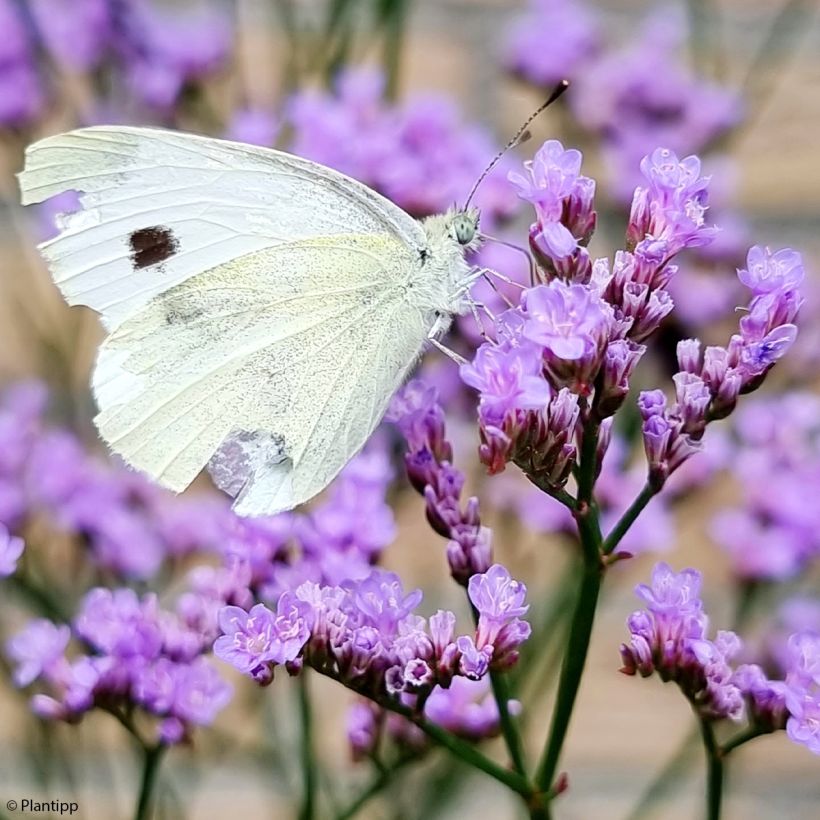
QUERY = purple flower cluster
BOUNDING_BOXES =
[387,380,493,585]
[781,632,820,753]
[569,12,742,203]
[287,68,518,225]
[0,383,233,579]
[620,562,744,720]
[215,564,530,704]
[6,587,232,744]
[622,563,820,755]
[509,139,597,280]
[504,0,600,88]
[0,0,233,127]
[638,244,803,489]
[0,381,405,745]
[460,142,780,493]
[711,392,820,580]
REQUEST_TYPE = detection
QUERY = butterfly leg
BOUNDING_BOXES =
[429,337,468,365]
[427,314,468,365]
[480,273,516,309]
[465,297,492,340]
[479,233,537,286]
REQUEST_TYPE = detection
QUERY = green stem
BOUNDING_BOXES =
[334,756,415,820]
[298,673,317,820]
[576,418,600,506]
[534,506,603,792]
[134,744,166,820]
[603,483,656,555]
[373,689,533,800]
[698,719,723,820]
[489,668,528,777]
[720,724,773,756]
[467,601,528,779]
[533,415,604,795]
[9,573,69,622]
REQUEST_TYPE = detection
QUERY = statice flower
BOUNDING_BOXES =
[387,380,493,584]
[569,10,742,202]
[509,139,597,281]
[635,244,802,489]
[6,619,71,688]
[459,341,551,428]
[425,676,520,740]
[469,564,531,668]
[6,584,233,742]
[215,565,530,704]
[215,597,313,681]
[504,0,600,87]
[523,280,614,391]
[620,563,744,720]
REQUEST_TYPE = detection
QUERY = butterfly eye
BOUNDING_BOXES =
[452,213,476,246]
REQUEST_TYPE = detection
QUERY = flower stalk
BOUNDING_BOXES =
[134,743,166,820]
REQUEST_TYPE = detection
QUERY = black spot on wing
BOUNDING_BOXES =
[129,226,179,270]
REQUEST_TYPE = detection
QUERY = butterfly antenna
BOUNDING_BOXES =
[463,79,570,210]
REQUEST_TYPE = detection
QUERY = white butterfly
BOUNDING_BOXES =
[18,127,482,516]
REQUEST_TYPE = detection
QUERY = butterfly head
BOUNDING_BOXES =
[448,207,481,251]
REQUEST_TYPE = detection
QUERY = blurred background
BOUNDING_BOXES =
[1,1,819,818]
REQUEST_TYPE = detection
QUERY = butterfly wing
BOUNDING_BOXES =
[93,234,430,515]
[18,126,425,330]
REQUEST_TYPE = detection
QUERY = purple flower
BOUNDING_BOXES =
[504,0,600,88]
[510,139,597,277]
[460,343,550,427]
[621,563,744,720]
[425,676,518,741]
[733,664,788,730]
[468,564,529,622]
[509,140,584,223]
[0,524,24,576]
[215,597,312,675]
[469,564,531,659]
[287,68,517,225]
[599,340,646,417]
[571,13,741,202]
[457,636,492,680]
[346,570,423,637]
[524,281,613,390]
[627,148,717,255]
[0,1,45,127]
[786,693,820,755]
[738,324,798,376]
[738,246,804,295]
[635,562,702,619]
[6,619,70,687]
[168,658,233,726]
[347,701,380,760]
[75,588,163,660]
